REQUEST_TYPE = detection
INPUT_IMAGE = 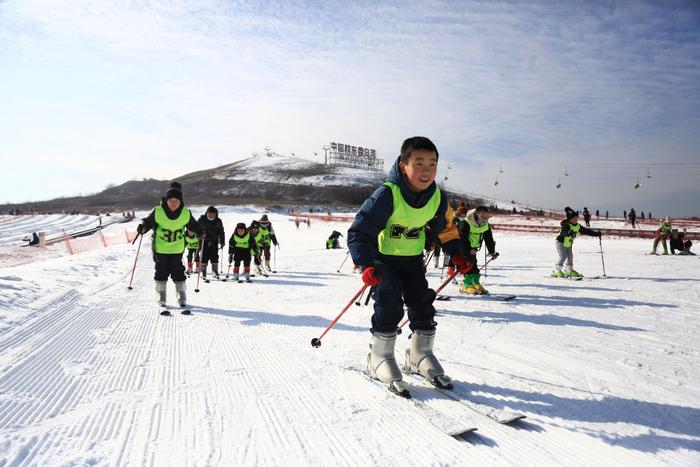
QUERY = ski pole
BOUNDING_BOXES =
[397,268,460,334]
[126,233,143,290]
[223,260,233,281]
[274,244,278,272]
[336,251,350,273]
[364,285,374,306]
[599,236,606,277]
[194,234,206,293]
[311,284,369,348]
[483,249,488,278]
[355,287,366,306]
[397,257,495,334]
[423,247,435,269]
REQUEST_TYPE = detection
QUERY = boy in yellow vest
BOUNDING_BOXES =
[184,230,200,274]
[137,187,203,314]
[553,207,601,278]
[347,136,471,398]
[227,222,259,282]
[258,214,279,271]
[457,206,498,295]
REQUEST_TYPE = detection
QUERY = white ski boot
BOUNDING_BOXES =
[367,331,410,398]
[175,281,188,307]
[155,281,169,315]
[404,329,453,389]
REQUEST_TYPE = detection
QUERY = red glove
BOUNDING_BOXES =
[451,256,474,274]
[361,266,382,286]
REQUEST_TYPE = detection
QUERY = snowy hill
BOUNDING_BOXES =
[1,207,699,465]
[0,154,388,213]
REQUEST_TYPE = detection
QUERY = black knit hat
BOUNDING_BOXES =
[206,206,218,215]
[170,181,182,190]
[250,220,260,229]
[564,206,578,220]
[165,187,183,203]
[235,222,246,230]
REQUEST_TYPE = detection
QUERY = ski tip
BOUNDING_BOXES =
[127,286,133,290]
[311,337,322,348]
[194,289,200,293]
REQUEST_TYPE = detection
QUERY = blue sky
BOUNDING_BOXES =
[1,0,699,216]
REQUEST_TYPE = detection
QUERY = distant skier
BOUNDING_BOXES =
[248,221,266,275]
[456,206,498,295]
[348,136,470,397]
[326,231,342,249]
[651,217,672,255]
[184,230,200,274]
[26,232,40,246]
[624,210,627,221]
[258,214,279,271]
[629,209,637,228]
[605,210,609,220]
[552,207,601,278]
[596,209,600,218]
[197,206,225,280]
[669,229,690,255]
[228,222,259,282]
[641,211,645,220]
[137,187,202,313]
[582,207,591,227]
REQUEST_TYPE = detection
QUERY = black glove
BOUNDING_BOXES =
[490,252,500,259]
[137,224,146,234]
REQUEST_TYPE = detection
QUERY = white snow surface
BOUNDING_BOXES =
[0,207,699,466]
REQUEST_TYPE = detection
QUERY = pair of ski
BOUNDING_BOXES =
[159,305,192,316]
[361,370,526,437]
[436,293,516,302]
[549,275,605,281]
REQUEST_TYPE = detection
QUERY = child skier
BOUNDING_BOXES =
[184,230,200,274]
[553,207,601,278]
[457,206,499,295]
[258,214,279,271]
[197,206,225,280]
[651,217,672,255]
[137,187,203,314]
[348,136,471,397]
[249,220,266,276]
[227,222,259,282]
[326,231,342,249]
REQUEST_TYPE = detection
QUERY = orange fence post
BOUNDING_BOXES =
[98,229,108,248]
[62,229,74,255]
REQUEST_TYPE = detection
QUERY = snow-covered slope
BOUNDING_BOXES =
[0,208,698,465]
[212,154,385,189]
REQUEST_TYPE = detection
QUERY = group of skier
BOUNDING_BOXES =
[136,183,279,315]
[343,136,616,398]
[133,135,692,399]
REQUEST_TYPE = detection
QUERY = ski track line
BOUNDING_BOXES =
[0,299,108,428]
[235,313,499,465]
[215,313,367,466]
[0,282,153,464]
